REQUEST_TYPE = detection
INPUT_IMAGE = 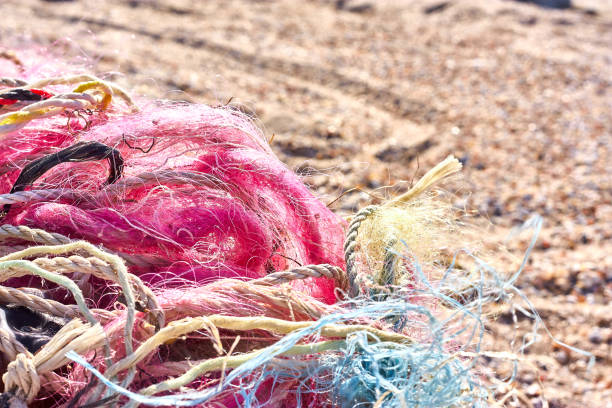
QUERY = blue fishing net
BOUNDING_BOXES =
[68,215,591,407]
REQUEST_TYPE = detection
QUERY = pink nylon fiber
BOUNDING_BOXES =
[0,52,345,304]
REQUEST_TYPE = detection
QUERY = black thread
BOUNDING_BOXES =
[1,141,124,217]
[122,133,156,153]
[0,89,46,102]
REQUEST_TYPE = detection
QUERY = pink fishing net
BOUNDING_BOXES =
[0,48,345,304]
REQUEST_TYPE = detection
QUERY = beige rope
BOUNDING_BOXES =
[132,340,345,403]
[383,155,462,207]
[0,228,405,406]
[207,279,330,321]
[2,355,37,404]
[1,319,105,404]
[204,314,409,343]
[1,242,139,384]
[0,224,71,246]
[32,255,163,329]
[0,286,77,319]
[344,205,378,297]
[0,78,27,88]
[0,326,30,362]
[0,224,170,269]
[35,320,105,374]
[104,317,222,379]
[253,264,347,290]
[2,353,39,404]
[0,286,118,322]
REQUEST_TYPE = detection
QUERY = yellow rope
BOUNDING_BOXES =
[72,80,113,110]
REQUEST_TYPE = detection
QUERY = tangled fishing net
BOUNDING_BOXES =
[0,47,588,408]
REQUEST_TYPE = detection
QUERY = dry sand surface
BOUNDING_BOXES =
[1,0,611,406]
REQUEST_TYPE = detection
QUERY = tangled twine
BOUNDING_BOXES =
[0,156,588,407]
[0,54,591,407]
[0,152,499,407]
[0,234,409,407]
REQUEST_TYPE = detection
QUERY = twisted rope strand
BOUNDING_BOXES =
[0,224,72,246]
[0,78,27,87]
[0,189,77,206]
[0,286,78,319]
[129,340,346,406]
[343,205,378,297]
[0,243,136,360]
[0,324,31,362]
[2,320,107,405]
[0,224,170,268]
[211,280,330,321]
[32,255,163,329]
[2,353,38,403]
[254,264,346,289]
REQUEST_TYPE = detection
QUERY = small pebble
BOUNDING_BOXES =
[588,328,603,345]
[554,350,569,365]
